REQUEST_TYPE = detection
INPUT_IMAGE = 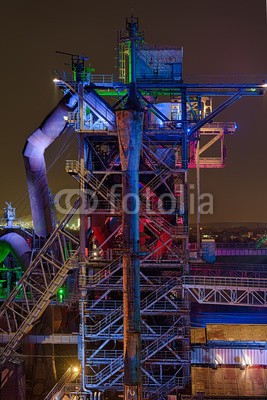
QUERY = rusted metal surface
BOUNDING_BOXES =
[191,328,206,344]
[206,324,267,342]
[192,366,267,397]
[116,109,144,400]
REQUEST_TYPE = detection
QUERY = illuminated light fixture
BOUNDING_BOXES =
[215,354,223,365]
[244,355,251,367]
[58,287,65,303]
[240,361,246,370]
[63,116,68,121]
[53,78,60,83]
[263,83,267,88]
[72,366,80,373]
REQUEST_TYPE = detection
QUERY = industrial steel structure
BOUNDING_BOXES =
[0,16,267,400]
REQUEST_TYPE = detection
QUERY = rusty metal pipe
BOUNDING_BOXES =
[116,109,143,400]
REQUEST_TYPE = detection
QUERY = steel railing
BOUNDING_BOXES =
[182,275,267,289]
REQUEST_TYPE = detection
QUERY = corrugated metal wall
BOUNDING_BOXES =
[192,347,267,365]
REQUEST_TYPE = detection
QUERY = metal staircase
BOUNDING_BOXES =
[66,151,190,398]
[143,211,187,237]
[44,365,80,400]
[66,160,120,209]
[0,200,80,365]
[65,154,191,397]
[82,264,190,394]
[66,161,187,244]
[85,257,122,287]
[149,375,187,400]
[85,277,183,335]
[139,169,172,196]
[142,320,188,362]
[85,320,187,388]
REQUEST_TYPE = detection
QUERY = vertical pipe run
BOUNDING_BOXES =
[181,89,189,272]
[181,89,188,171]
[127,15,138,84]
[196,140,201,256]
[116,109,143,400]
[180,90,191,384]
[197,97,202,257]
[78,83,86,261]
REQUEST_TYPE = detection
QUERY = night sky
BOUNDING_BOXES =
[1,0,267,224]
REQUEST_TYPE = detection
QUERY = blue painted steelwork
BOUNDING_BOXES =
[116,108,143,399]
[0,14,266,400]
[53,16,265,400]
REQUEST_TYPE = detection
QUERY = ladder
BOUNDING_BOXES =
[0,200,80,365]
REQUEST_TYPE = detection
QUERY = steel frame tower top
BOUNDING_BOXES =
[53,16,266,136]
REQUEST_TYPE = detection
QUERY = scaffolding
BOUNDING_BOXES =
[0,14,266,400]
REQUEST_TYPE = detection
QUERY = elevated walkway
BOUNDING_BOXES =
[183,275,267,306]
[0,333,79,344]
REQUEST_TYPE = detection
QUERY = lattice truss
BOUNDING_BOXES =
[0,201,80,365]
[183,275,267,306]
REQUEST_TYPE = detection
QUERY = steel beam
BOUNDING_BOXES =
[183,275,267,306]
[116,109,143,400]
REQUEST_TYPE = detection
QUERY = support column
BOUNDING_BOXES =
[196,140,201,257]
[116,109,143,400]
[181,89,189,273]
[78,83,86,261]
[77,83,88,395]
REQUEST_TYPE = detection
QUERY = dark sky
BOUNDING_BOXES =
[0,0,267,223]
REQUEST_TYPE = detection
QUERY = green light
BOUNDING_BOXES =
[73,68,77,82]
[58,287,65,303]
[128,41,132,83]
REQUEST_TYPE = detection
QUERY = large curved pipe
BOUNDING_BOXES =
[0,233,31,270]
[23,90,116,238]
[23,93,78,237]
